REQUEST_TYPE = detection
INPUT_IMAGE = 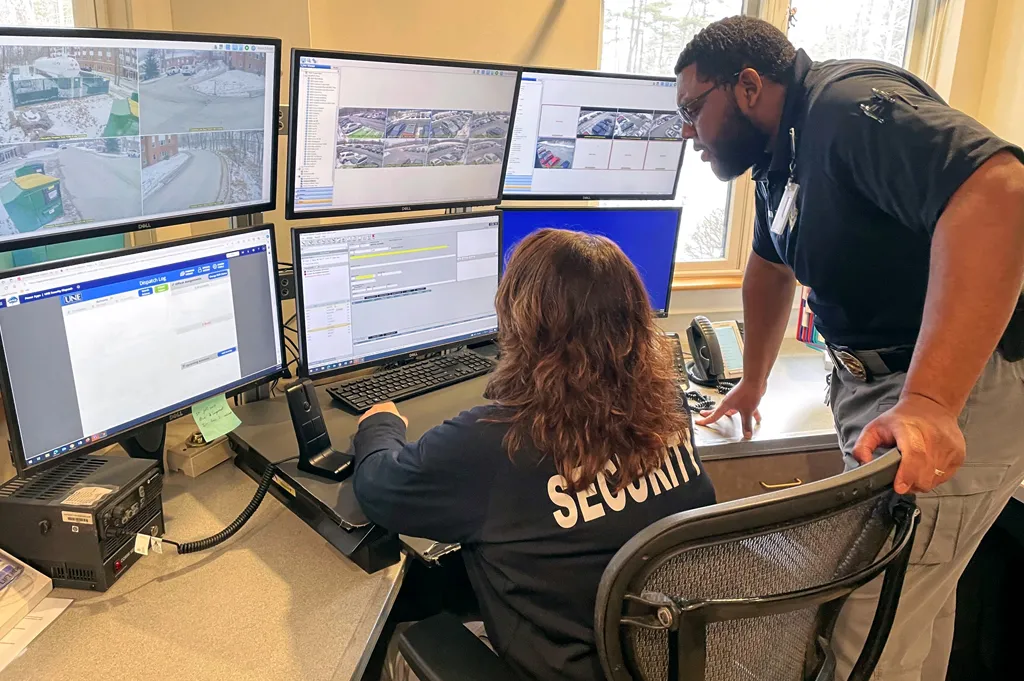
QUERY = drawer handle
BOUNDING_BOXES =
[759,478,803,490]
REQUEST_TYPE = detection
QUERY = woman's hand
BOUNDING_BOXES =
[358,401,409,426]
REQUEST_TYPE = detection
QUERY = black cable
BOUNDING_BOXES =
[285,313,296,326]
[277,261,293,269]
[682,390,716,414]
[171,464,276,554]
[284,324,297,333]
[284,337,300,357]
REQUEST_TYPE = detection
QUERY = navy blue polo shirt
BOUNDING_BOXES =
[752,49,1024,350]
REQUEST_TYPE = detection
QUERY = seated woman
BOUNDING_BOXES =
[352,228,716,681]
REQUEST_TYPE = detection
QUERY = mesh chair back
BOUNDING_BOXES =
[596,450,911,681]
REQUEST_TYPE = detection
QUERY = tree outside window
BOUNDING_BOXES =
[602,0,742,263]
[1,0,74,27]
[786,0,914,66]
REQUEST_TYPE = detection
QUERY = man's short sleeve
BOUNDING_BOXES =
[810,75,1024,236]
[751,186,785,263]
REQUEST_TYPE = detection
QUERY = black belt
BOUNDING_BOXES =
[828,296,1024,381]
[826,345,913,381]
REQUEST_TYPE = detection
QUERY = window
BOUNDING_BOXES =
[0,0,74,27]
[602,0,744,266]
[786,0,915,66]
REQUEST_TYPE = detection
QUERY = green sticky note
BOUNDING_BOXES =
[191,394,242,442]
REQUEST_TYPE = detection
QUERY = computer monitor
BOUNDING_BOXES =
[502,68,684,199]
[0,27,281,252]
[286,49,520,218]
[0,225,285,475]
[294,212,500,378]
[500,207,680,317]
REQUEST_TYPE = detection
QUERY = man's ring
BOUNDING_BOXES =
[934,468,946,477]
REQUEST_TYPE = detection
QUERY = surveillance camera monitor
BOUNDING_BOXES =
[287,49,520,218]
[0,225,285,475]
[0,27,280,252]
[503,68,684,199]
[293,212,500,379]
[500,207,680,316]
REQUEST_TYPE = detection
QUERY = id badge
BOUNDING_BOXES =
[770,181,800,236]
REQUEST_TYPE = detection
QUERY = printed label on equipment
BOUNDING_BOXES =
[61,511,94,525]
[273,475,296,497]
[134,534,150,556]
[62,485,117,507]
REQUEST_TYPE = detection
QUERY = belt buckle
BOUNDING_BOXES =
[828,346,871,382]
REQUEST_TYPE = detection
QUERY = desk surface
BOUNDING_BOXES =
[0,339,835,681]
[0,422,405,681]
[688,340,837,458]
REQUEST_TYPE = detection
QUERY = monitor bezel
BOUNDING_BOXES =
[284,48,522,220]
[498,205,681,318]
[292,210,501,382]
[501,65,685,201]
[0,223,287,477]
[0,26,282,253]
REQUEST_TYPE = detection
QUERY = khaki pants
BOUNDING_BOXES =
[828,352,1024,681]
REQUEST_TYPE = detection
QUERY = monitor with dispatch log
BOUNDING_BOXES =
[503,68,684,199]
[500,207,680,316]
[0,226,285,475]
[286,50,520,218]
[0,27,281,252]
[294,212,500,378]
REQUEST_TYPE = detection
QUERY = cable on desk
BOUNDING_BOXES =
[683,390,716,415]
[165,464,276,554]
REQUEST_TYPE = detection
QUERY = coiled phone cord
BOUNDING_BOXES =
[163,464,276,554]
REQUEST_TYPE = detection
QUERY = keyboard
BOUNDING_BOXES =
[326,348,497,413]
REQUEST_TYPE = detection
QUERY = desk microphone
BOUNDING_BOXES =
[286,379,353,481]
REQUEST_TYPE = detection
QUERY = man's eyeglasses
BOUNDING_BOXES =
[677,71,742,128]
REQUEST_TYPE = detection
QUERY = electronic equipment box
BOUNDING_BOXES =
[0,456,163,591]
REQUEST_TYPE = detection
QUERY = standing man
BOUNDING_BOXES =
[677,15,1024,681]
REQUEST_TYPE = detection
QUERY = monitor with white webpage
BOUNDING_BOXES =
[0,28,280,251]
[503,67,684,199]
[286,50,520,218]
[294,212,500,379]
[0,225,284,475]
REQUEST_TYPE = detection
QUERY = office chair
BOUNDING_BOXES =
[397,449,918,681]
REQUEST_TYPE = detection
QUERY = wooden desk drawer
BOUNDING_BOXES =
[703,450,845,503]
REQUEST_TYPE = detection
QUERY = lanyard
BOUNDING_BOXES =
[788,127,797,182]
[770,127,800,237]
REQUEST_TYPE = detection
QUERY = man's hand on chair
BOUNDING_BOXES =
[852,393,965,494]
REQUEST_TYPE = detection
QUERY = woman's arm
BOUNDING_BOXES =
[352,408,498,543]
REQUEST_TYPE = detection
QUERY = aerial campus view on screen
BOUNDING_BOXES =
[335,107,509,170]
[0,41,272,243]
[535,106,682,170]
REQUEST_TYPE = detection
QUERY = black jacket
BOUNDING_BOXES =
[352,405,716,681]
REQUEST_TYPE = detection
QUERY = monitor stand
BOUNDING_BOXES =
[120,422,166,471]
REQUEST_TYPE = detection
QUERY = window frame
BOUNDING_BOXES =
[599,0,930,288]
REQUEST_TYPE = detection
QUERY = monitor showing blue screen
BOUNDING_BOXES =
[500,207,679,316]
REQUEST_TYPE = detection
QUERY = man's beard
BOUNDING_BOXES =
[708,97,769,181]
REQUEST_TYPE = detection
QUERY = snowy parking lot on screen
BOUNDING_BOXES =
[0,40,272,246]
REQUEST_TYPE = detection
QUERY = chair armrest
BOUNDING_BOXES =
[397,613,520,681]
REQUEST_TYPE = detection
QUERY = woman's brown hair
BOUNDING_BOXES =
[486,228,686,494]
